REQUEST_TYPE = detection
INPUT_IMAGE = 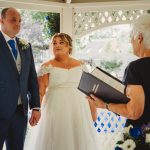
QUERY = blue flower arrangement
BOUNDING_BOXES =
[115,123,150,150]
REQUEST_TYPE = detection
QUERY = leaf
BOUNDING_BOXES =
[116,141,124,144]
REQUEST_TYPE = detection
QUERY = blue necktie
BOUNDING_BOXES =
[8,39,18,59]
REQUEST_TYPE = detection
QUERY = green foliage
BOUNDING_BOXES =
[31,12,60,38]
[100,60,122,73]
[116,141,124,145]
[147,10,150,14]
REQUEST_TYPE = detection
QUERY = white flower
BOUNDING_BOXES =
[19,39,27,45]
[115,132,124,142]
[120,139,136,150]
[19,38,30,50]
[123,125,133,134]
[146,134,150,143]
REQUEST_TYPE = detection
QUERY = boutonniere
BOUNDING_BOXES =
[19,38,30,50]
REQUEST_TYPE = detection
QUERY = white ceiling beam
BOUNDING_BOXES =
[64,0,71,4]
[0,0,66,12]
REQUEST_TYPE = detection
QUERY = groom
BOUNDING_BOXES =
[0,7,41,150]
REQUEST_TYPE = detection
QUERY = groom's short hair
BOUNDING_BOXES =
[1,7,12,18]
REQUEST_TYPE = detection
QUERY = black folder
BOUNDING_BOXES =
[78,67,129,104]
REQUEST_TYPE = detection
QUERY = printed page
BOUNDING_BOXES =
[91,68,125,93]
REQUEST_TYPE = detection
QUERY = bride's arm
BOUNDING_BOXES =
[38,74,49,104]
[88,98,97,122]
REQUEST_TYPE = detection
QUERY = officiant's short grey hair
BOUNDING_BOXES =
[131,14,150,49]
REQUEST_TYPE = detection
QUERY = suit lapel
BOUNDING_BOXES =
[0,31,18,75]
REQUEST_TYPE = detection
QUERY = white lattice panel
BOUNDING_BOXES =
[95,109,126,133]
[74,9,148,38]
[97,132,123,150]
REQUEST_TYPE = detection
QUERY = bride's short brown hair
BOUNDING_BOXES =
[51,33,73,54]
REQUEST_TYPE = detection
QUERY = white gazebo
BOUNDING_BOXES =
[1,0,150,149]
[1,0,150,39]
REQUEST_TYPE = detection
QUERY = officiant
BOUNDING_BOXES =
[87,14,150,128]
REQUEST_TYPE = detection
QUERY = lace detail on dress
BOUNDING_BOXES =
[37,65,52,77]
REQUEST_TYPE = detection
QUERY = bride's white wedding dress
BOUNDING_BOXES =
[25,64,99,150]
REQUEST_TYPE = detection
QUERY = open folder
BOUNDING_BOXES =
[78,67,129,104]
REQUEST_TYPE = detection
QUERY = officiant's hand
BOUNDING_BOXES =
[29,110,41,126]
[86,95,97,121]
[87,94,106,109]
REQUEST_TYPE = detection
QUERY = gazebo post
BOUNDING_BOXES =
[61,6,73,38]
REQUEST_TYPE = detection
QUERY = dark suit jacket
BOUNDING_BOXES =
[0,31,40,119]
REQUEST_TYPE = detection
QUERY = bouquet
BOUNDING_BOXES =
[115,123,150,150]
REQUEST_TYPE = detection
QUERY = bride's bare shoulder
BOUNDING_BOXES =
[41,60,54,67]
[71,57,84,66]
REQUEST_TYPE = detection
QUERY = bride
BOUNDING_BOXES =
[26,33,99,150]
